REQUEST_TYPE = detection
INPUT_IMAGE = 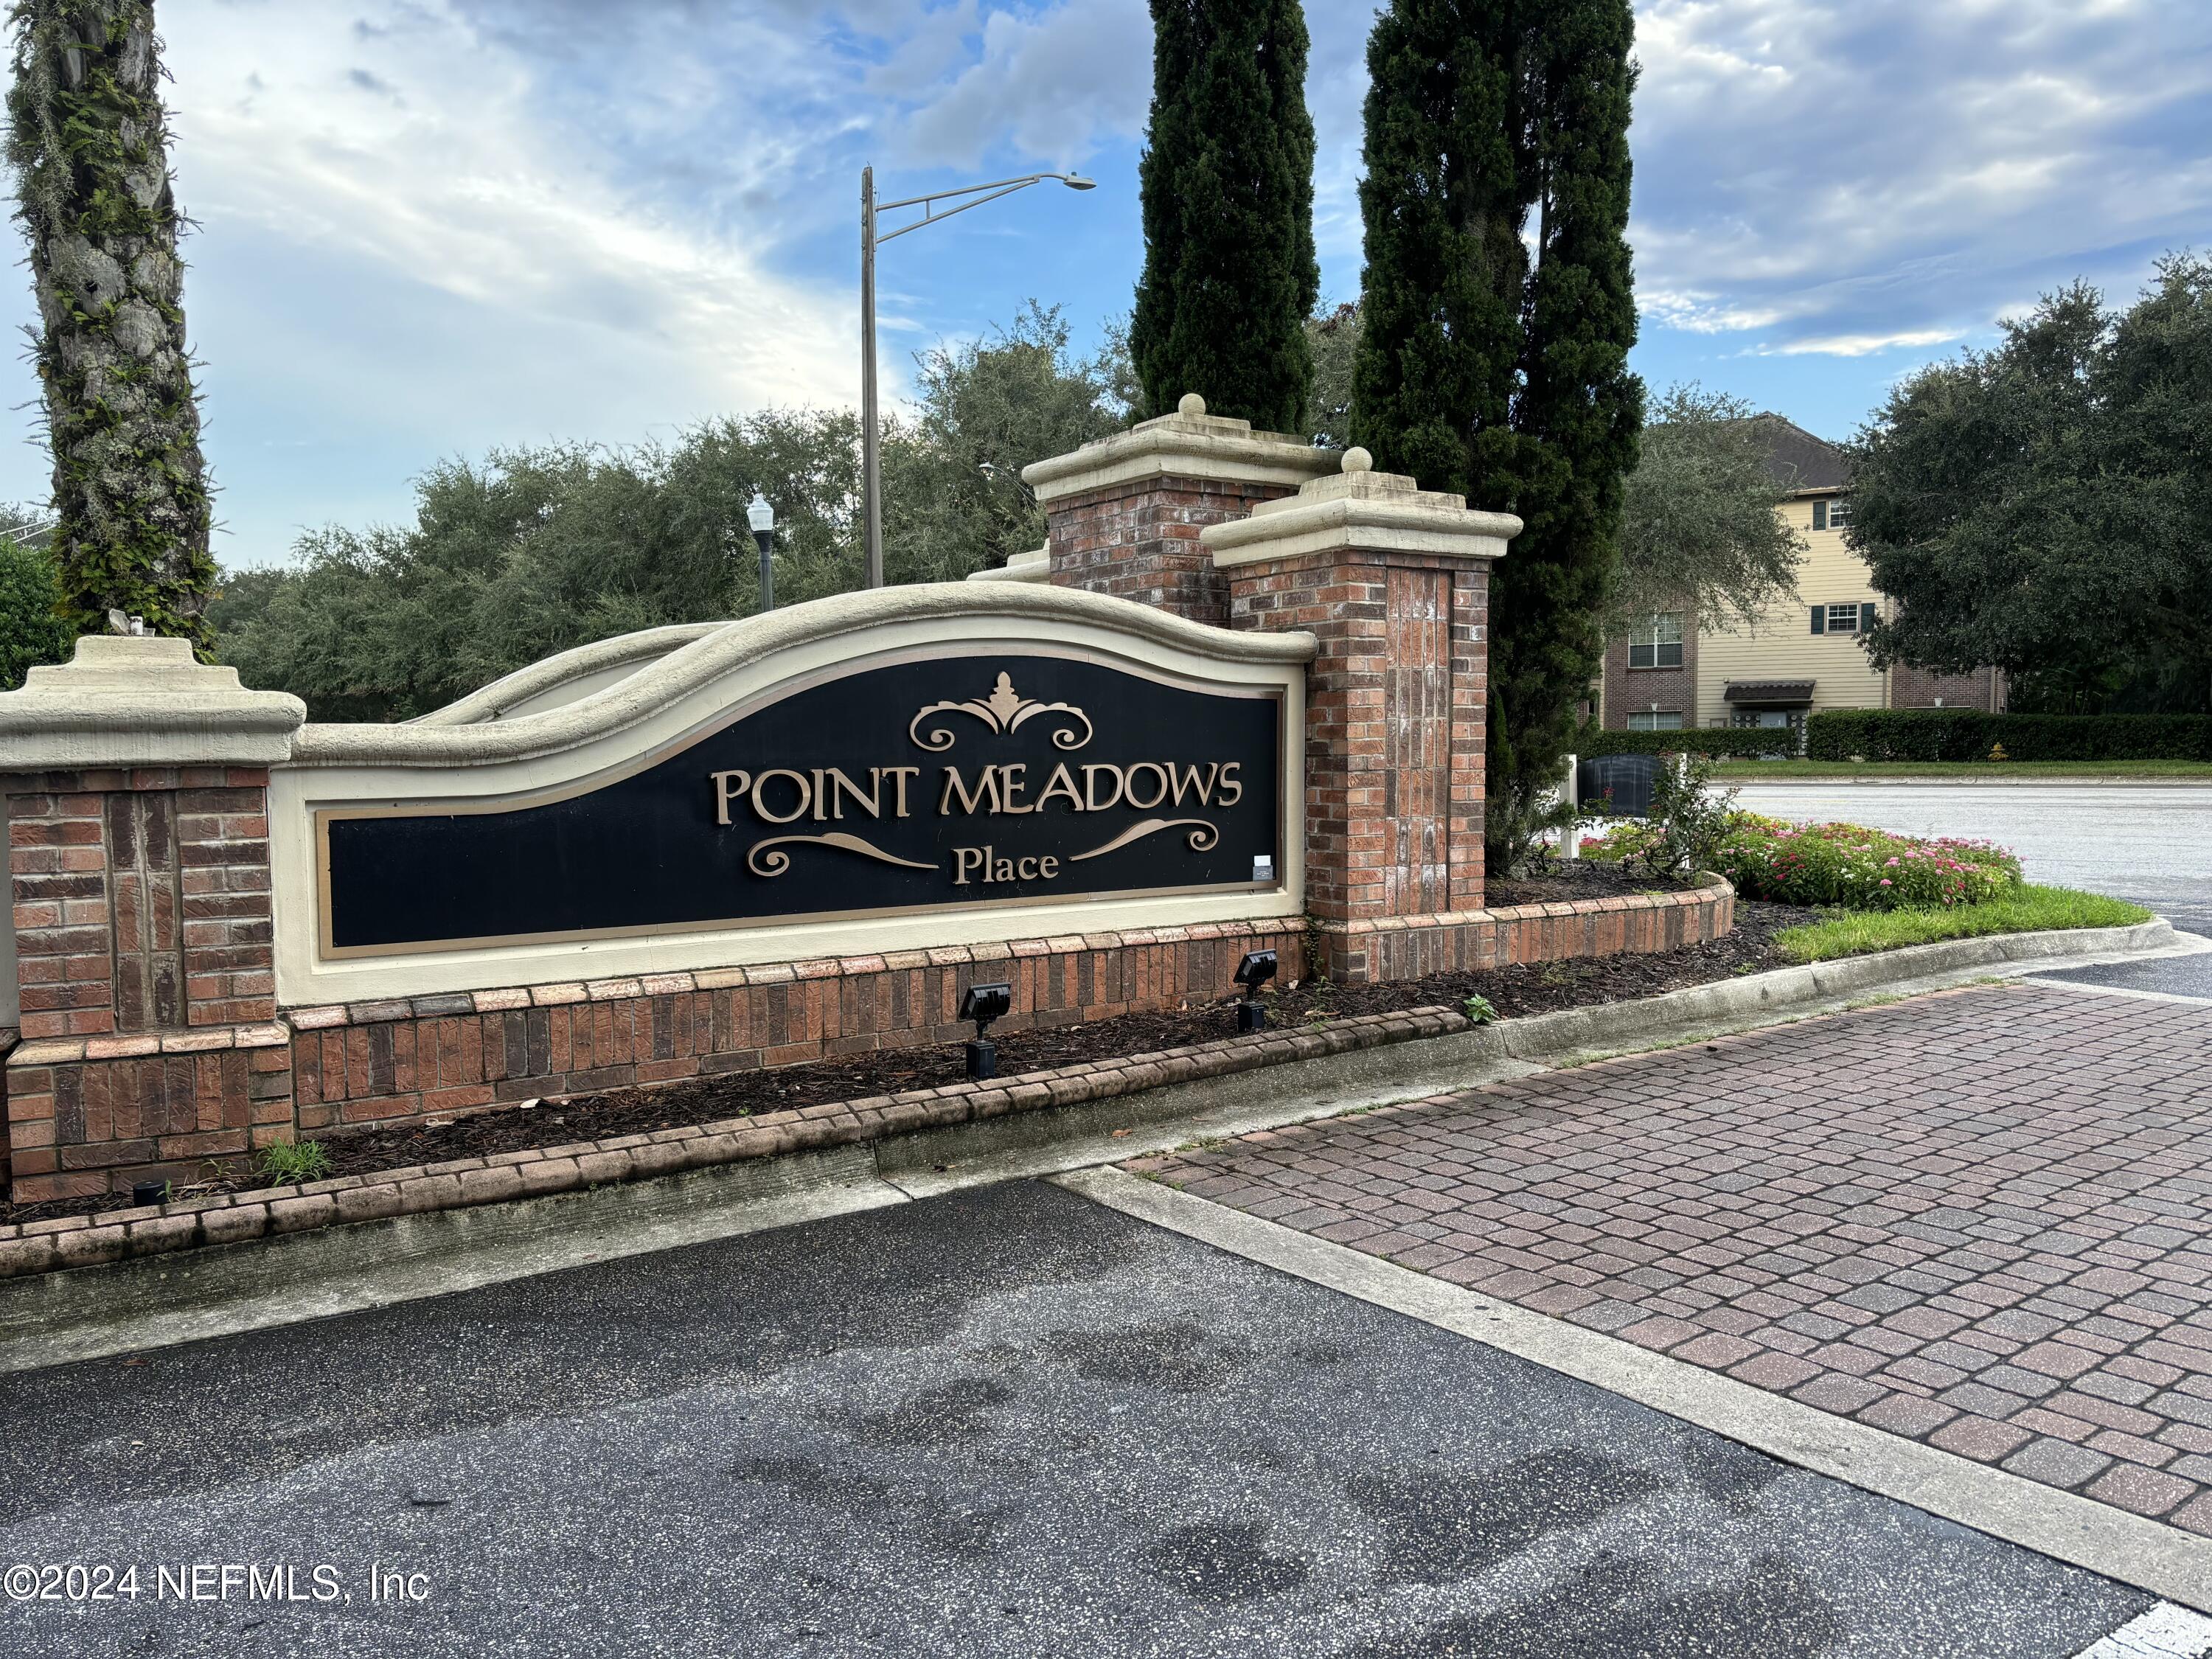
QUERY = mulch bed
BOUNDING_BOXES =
[1,871,1818,1231]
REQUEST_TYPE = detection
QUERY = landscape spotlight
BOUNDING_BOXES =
[1233,950,1278,1033]
[959,981,1012,1079]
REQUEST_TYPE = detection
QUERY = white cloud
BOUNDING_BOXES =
[901,0,1150,169]
[170,1,853,413]
[1767,329,1966,358]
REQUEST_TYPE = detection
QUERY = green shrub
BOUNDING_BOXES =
[0,535,73,691]
[1576,725,1787,759]
[1806,709,2212,763]
[255,1138,333,1186]
[1713,813,2022,909]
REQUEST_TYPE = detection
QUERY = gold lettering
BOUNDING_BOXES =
[711,770,751,826]
[1034,763,1083,814]
[1017,855,1040,880]
[752,768,813,824]
[998,763,1031,815]
[810,768,829,822]
[824,768,882,821]
[992,853,1015,882]
[1124,762,1171,810]
[883,766,919,817]
[1039,855,1060,878]
[1217,762,1244,807]
[1082,764,1124,811]
[952,846,986,885]
[939,766,1004,815]
[1169,762,1220,806]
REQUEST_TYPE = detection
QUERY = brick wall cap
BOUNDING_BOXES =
[1206,462,1523,569]
[0,636,305,768]
[1022,404,1336,504]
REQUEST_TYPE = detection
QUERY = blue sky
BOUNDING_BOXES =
[1,0,2206,567]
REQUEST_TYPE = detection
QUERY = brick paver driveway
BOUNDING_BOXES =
[1132,981,2212,1532]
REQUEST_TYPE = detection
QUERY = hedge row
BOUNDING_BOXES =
[1576,726,1790,759]
[1805,709,2212,762]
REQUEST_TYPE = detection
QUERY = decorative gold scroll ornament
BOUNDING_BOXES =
[1068,818,1219,862]
[909,672,1093,753]
[748,833,938,878]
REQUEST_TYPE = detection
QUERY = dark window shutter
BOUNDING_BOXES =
[1813,501,1828,531]
[1861,602,1878,633]
[1810,606,1826,635]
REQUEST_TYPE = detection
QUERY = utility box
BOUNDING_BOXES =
[1576,753,1663,818]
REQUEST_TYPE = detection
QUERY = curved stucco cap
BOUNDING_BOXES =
[411,621,726,726]
[288,580,1318,770]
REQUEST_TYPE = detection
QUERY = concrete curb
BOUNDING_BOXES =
[0,918,2188,1371]
[1059,1165,2212,1614]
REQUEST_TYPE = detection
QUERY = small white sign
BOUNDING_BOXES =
[1253,855,1276,883]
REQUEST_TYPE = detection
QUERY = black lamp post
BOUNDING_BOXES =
[748,491,775,613]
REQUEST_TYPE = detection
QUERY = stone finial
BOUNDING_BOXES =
[1177,392,1206,417]
[1341,446,1373,473]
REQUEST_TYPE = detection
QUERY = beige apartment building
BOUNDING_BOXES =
[1597,419,2001,739]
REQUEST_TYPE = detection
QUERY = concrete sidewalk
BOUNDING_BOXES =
[1130,980,2212,1537]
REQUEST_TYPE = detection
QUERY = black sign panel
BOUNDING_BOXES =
[320,652,1284,954]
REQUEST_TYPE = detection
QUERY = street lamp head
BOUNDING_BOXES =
[746,491,774,535]
[1060,174,1096,191]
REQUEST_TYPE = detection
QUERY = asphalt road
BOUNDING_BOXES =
[0,1180,2149,1658]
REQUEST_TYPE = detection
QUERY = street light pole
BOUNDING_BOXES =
[858,166,1095,589]
[860,166,882,594]
[748,491,776,613]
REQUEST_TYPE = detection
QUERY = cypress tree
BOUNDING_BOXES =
[1130,0,1318,431]
[7,1,215,650]
[1352,0,1643,869]
[1489,0,1642,862]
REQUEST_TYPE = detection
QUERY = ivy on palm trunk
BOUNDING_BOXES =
[1352,0,1643,873]
[7,0,214,650]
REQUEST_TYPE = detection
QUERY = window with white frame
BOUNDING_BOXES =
[1627,710,1684,731]
[1825,602,1862,634]
[1627,611,1684,669]
[1812,497,1854,532]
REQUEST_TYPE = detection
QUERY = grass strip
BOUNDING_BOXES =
[1775,886,2152,964]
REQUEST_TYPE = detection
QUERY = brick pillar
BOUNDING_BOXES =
[1206,449,1520,984]
[0,638,303,1199]
[1021,392,1335,626]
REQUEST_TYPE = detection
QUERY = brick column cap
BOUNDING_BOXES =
[1203,448,1522,570]
[0,636,305,770]
[1022,392,1338,507]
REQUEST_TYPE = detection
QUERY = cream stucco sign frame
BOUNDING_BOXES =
[267,583,1315,1008]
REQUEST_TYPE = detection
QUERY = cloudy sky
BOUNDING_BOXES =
[1,0,2205,566]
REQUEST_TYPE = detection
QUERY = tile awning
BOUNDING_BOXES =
[1723,680,1815,705]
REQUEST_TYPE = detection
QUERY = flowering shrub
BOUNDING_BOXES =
[1711,814,2022,910]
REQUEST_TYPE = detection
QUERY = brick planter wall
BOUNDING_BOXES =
[287,919,1306,1136]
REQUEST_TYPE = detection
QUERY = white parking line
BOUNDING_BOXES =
[2073,1603,2212,1658]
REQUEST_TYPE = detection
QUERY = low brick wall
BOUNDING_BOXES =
[1316,878,1733,984]
[2,880,1735,1200]
[0,1003,1469,1281]
[288,918,1307,1137]
[3,1025,293,1200]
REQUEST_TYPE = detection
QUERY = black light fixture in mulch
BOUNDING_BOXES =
[1233,950,1278,1032]
[132,1181,165,1207]
[959,981,1012,1079]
